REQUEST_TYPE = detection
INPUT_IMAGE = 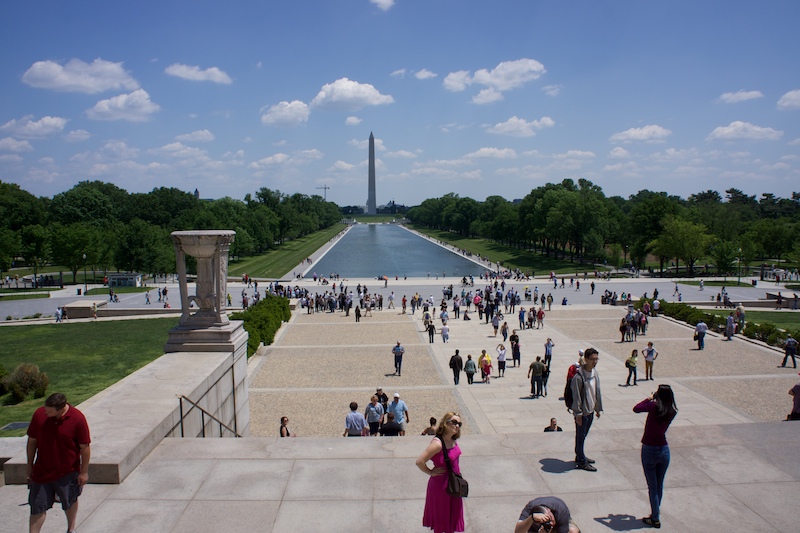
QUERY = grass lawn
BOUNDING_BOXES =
[408,225,600,275]
[0,318,178,437]
[706,309,800,332]
[681,280,753,287]
[0,293,50,302]
[229,223,346,279]
[86,286,152,296]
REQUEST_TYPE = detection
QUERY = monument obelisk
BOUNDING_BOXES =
[367,132,377,214]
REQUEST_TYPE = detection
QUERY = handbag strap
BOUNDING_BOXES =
[437,436,454,472]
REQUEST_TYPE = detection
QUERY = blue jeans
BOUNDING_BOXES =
[642,445,670,521]
[697,331,705,350]
[574,413,594,464]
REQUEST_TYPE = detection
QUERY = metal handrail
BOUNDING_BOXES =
[177,395,242,438]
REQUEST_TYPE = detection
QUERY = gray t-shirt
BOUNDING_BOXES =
[518,496,571,533]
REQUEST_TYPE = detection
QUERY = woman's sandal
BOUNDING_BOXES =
[642,517,661,528]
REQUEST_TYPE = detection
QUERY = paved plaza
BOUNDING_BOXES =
[2,271,800,532]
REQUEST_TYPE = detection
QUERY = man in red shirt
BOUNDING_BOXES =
[26,393,91,533]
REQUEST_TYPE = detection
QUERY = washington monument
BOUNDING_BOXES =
[367,132,377,215]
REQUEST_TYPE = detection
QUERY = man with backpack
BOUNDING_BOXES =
[569,348,603,472]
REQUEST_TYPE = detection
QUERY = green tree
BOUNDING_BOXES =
[0,181,47,231]
[115,219,172,274]
[0,228,21,274]
[710,240,739,277]
[20,225,50,285]
[49,222,94,283]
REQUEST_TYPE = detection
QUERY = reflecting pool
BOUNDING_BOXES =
[308,224,485,278]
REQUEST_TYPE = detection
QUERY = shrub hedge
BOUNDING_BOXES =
[230,294,292,357]
[635,299,800,349]
[2,363,49,404]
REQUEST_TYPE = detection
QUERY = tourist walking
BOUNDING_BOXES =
[364,396,384,436]
[510,330,521,367]
[528,356,546,397]
[496,343,507,377]
[694,320,708,350]
[386,393,410,435]
[634,385,678,529]
[571,348,603,471]
[780,334,798,368]
[441,322,450,343]
[787,376,800,421]
[626,349,639,386]
[343,402,368,437]
[544,338,555,366]
[416,412,465,533]
[392,341,405,376]
[464,355,477,385]
[449,350,463,385]
[26,393,91,533]
[428,321,437,343]
[642,342,658,380]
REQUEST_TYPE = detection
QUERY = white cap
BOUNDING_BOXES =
[394,393,400,398]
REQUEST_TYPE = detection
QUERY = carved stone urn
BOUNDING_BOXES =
[171,230,235,327]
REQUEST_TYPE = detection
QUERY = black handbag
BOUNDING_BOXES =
[438,436,469,497]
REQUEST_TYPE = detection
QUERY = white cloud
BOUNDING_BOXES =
[789,138,800,146]
[249,153,289,169]
[370,0,394,11]
[176,129,215,142]
[260,100,310,126]
[472,88,504,104]
[443,70,472,92]
[0,154,23,163]
[22,58,138,94]
[486,116,554,137]
[0,137,33,152]
[542,84,561,96]
[328,160,355,171]
[64,130,91,142]
[707,121,783,141]
[445,58,546,103]
[386,150,417,158]
[87,89,160,121]
[310,78,394,110]
[717,90,763,104]
[390,68,407,78]
[295,149,323,160]
[0,115,68,138]
[553,150,594,160]
[165,64,232,84]
[465,147,517,159]
[777,89,800,110]
[609,147,630,159]
[609,124,671,143]
[447,59,547,92]
[414,69,437,80]
[345,116,362,126]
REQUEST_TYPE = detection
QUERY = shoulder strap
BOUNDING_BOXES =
[437,436,454,472]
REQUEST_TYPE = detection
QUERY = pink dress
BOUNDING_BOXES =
[422,441,465,533]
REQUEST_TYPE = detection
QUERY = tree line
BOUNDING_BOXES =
[0,180,341,282]
[406,179,800,276]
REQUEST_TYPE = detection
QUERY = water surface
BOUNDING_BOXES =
[308,224,485,278]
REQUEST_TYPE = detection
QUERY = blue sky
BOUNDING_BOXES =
[1,1,799,207]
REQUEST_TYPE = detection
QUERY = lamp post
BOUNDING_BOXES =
[83,253,87,296]
[737,248,741,286]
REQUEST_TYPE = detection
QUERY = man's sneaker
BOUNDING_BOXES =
[576,463,597,472]
[642,517,661,528]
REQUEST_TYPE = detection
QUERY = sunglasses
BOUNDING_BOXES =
[448,420,462,427]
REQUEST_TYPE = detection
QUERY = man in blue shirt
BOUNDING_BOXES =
[386,393,409,436]
[392,341,405,376]
[343,402,367,437]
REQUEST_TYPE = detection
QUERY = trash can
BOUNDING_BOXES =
[751,280,757,287]
[77,288,82,295]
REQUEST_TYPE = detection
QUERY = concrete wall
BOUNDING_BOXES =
[4,323,249,485]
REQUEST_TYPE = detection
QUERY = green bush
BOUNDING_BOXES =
[0,363,7,396]
[2,363,49,404]
[230,294,291,357]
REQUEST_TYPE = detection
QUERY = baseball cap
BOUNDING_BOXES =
[394,393,400,398]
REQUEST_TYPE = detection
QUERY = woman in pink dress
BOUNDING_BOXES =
[416,411,465,533]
